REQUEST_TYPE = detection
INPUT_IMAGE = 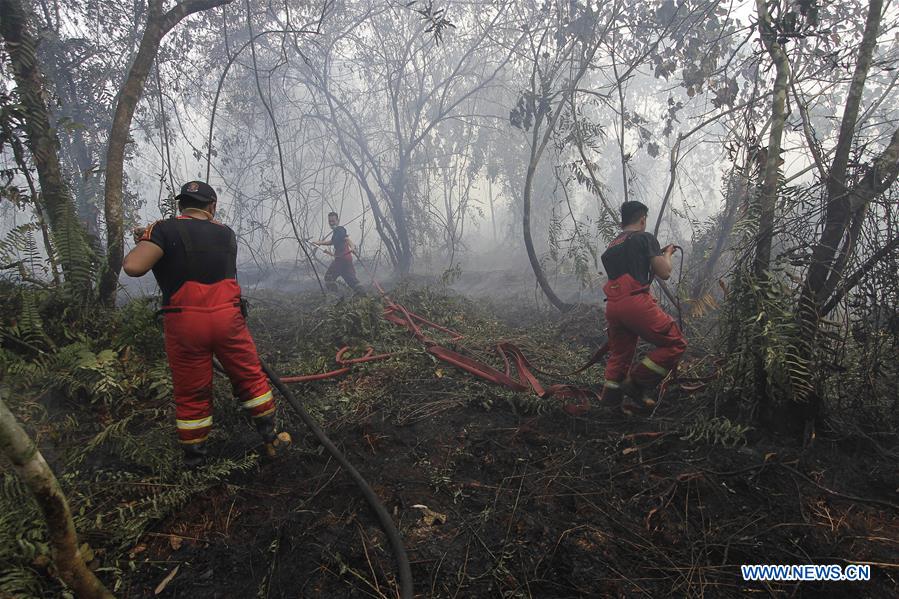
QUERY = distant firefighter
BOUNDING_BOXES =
[123,181,288,467]
[312,211,366,295]
[600,201,687,415]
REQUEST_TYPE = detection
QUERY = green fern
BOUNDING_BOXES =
[105,455,259,547]
[0,223,46,280]
[0,473,47,599]
[44,178,95,294]
[749,270,814,403]
[682,415,750,448]
[3,345,71,390]
[0,565,42,599]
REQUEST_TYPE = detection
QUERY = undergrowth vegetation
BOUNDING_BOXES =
[0,291,261,597]
[0,282,620,596]
[707,206,899,438]
[1,280,897,596]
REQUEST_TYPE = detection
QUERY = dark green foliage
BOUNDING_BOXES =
[405,1,456,44]
[112,298,166,359]
[1,291,169,404]
[0,223,50,282]
[0,292,265,597]
[720,266,813,408]
[681,415,751,447]
[47,196,96,295]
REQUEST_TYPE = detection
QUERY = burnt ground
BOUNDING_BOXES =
[106,290,898,599]
[117,400,899,598]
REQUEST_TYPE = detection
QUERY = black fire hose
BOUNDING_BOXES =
[672,245,685,331]
[258,359,413,599]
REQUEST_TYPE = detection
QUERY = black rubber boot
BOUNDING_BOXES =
[253,414,292,458]
[620,377,656,416]
[600,384,623,405]
[254,414,278,444]
[182,442,208,469]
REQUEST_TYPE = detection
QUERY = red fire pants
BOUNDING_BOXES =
[325,257,364,293]
[602,274,687,395]
[162,281,274,445]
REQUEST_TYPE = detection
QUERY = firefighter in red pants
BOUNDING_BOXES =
[600,201,687,415]
[123,181,288,467]
[312,211,366,295]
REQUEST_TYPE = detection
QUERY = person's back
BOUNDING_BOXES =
[144,216,240,307]
[600,201,686,415]
[123,181,287,467]
[601,230,661,287]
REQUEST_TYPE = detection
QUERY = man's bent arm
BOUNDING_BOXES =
[123,242,164,277]
[650,246,675,280]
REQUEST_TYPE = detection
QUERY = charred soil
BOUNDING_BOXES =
[121,401,898,598]
[113,290,898,598]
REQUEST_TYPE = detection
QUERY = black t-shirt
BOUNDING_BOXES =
[601,231,662,285]
[331,226,349,259]
[142,216,238,304]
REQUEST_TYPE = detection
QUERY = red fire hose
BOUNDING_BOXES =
[279,347,393,383]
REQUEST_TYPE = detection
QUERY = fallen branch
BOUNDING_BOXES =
[622,432,666,442]
[779,464,899,512]
[0,394,115,599]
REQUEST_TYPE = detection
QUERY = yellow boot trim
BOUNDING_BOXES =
[179,435,209,445]
[640,357,669,377]
[252,407,276,419]
[603,380,621,389]
[241,390,273,410]
[176,416,213,430]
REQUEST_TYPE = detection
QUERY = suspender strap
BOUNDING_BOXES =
[173,218,198,278]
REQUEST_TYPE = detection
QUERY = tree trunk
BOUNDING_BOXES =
[360,180,401,268]
[244,0,324,294]
[653,135,682,239]
[313,68,402,269]
[0,396,115,599]
[689,169,746,302]
[753,0,790,278]
[40,28,104,239]
[797,0,884,325]
[784,0,890,435]
[569,94,617,228]
[803,128,899,321]
[819,205,867,305]
[0,0,93,291]
[751,0,792,423]
[612,51,630,203]
[388,163,414,275]
[820,234,899,317]
[518,41,597,313]
[523,154,573,312]
[98,0,234,306]
[3,120,62,284]
[487,178,498,242]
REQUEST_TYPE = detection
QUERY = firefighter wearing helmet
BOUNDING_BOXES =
[123,181,288,467]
